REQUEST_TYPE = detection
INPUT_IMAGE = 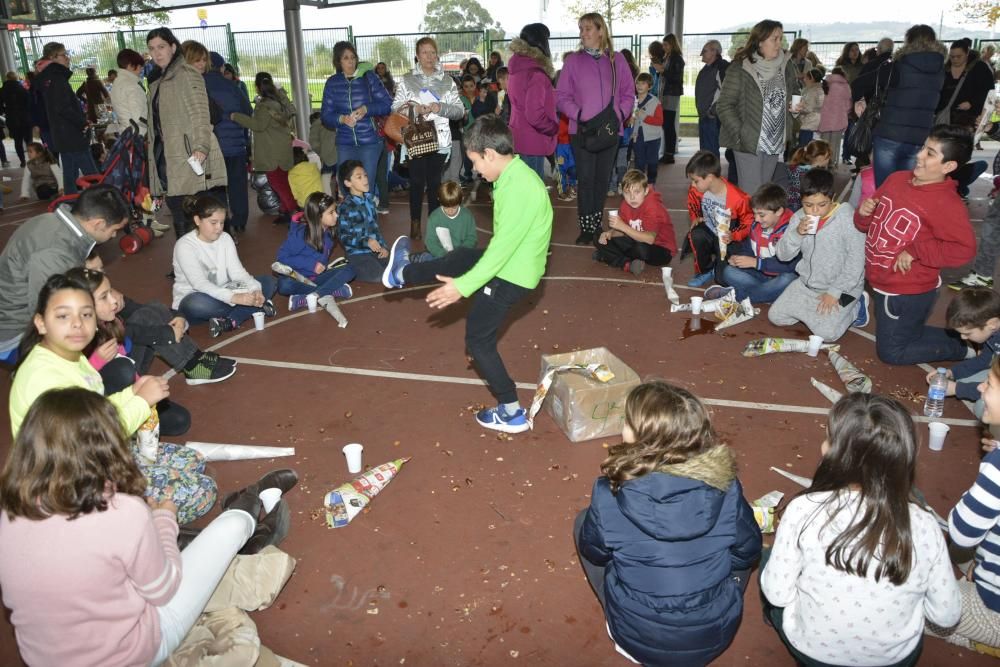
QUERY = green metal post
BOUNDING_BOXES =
[226,24,239,71]
[15,31,27,75]
[116,30,126,51]
[483,28,489,62]
[347,25,353,44]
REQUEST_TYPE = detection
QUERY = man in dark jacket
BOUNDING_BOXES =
[204,52,252,234]
[851,37,894,103]
[694,39,729,158]
[0,73,30,167]
[35,42,98,194]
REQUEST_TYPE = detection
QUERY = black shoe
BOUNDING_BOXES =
[239,499,291,555]
[208,317,237,338]
[177,525,201,550]
[575,231,594,245]
[222,468,299,510]
[261,299,277,317]
[226,487,264,520]
[659,154,675,164]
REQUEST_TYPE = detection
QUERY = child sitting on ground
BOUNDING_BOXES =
[576,381,761,665]
[925,287,1000,419]
[0,388,296,666]
[786,139,832,211]
[417,181,477,261]
[172,194,278,338]
[275,191,356,317]
[594,168,675,276]
[337,160,389,283]
[768,169,867,341]
[19,142,62,202]
[631,73,663,185]
[288,145,323,208]
[854,125,977,365]
[684,150,754,287]
[381,115,551,434]
[717,183,798,304]
[761,393,960,666]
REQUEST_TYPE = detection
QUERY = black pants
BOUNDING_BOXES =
[570,133,617,221]
[165,194,191,238]
[224,154,249,232]
[403,248,528,404]
[407,151,446,223]
[376,145,389,207]
[663,108,678,157]
[100,357,191,436]
[8,126,27,166]
[594,235,672,268]
[123,301,201,374]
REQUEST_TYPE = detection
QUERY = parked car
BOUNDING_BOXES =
[440,51,480,73]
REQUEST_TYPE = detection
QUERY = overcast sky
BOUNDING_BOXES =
[33,0,996,38]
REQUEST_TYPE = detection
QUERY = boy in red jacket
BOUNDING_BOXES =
[594,169,676,275]
[683,150,754,286]
[855,125,977,365]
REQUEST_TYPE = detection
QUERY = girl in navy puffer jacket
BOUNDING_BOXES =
[575,381,762,667]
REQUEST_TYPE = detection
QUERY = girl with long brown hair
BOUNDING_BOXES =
[575,381,761,664]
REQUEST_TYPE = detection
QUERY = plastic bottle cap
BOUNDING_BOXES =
[937,367,946,374]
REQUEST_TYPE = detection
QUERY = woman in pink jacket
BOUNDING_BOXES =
[507,23,558,181]
[818,66,853,167]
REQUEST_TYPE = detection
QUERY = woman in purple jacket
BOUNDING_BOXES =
[506,23,558,181]
[556,13,636,244]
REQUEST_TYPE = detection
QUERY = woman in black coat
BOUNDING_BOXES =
[0,73,30,167]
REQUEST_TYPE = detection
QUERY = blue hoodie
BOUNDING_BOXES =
[579,445,761,667]
[203,70,251,157]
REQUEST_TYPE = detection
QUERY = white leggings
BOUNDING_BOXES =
[151,509,256,665]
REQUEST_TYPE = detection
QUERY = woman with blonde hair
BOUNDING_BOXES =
[556,12,635,244]
[180,40,209,73]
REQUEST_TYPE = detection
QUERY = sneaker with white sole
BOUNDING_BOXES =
[208,317,237,338]
[382,236,411,288]
[475,405,530,434]
[703,285,735,300]
[853,291,870,328]
[687,271,714,287]
[261,299,277,317]
[948,272,994,291]
[288,294,311,312]
[184,354,237,385]
[331,283,353,299]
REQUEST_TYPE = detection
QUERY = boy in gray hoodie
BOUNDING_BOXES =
[768,169,867,341]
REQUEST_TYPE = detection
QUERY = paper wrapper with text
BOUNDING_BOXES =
[717,209,732,261]
[826,350,872,394]
[810,377,844,404]
[752,490,784,533]
[528,362,615,428]
[661,267,680,306]
[742,337,841,357]
[714,295,758,331]
[324,458,410,528]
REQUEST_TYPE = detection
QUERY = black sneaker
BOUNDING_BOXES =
[183,353,237,385]
[262,300,277,317]
[208,317,237,338]
[575,231,594,245]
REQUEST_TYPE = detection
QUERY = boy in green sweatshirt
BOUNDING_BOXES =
[382,114,553,433]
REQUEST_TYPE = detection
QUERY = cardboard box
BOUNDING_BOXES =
[539,347,641,442]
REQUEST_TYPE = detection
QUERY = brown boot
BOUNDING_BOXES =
[409,220,422,240]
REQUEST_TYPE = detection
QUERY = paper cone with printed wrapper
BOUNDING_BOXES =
[324,458,409,528]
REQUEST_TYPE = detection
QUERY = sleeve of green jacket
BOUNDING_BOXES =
[232,108,273,133]
[452,168,546,297]
[108,387,153,436]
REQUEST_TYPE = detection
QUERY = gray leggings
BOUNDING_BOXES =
[974,195,1000,278]
[733,151,780,200]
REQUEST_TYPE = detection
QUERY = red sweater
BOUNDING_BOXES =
[686,179,754,241]
[620,190,677,254]
[854,171,975,295]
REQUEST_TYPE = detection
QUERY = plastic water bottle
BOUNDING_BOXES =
[924,368,948,418]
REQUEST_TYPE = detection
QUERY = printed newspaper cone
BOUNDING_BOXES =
[324,458,410,528]
[826,349,873,394]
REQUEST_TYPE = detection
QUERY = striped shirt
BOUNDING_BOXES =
[950,448,1000,611]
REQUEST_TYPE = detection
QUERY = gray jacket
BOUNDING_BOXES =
[391,64,464,150]
[695,58,729,118]
[776,203,865,301]
[0,206,96,343]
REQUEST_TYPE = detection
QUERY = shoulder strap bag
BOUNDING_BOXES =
[934,68,970,126]
[846,60,893,158]
[577,52,620,153]
[402,103,439,159]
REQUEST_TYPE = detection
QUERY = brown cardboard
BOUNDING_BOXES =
[538,347,641,442]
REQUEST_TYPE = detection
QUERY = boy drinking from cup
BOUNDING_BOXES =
[593,169,676,276]
[767,169,867,341]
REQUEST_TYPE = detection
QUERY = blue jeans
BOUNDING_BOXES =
[338,143,383,203]
[633,137,660,184]
[873,289,968,366]
[873,135,921,188]
[520,154,546,181]
[61,149,99,195]
[178,275,277,326]
[798,129,815,149]
[277,265,356,297]
[698,116,721,158]
[719,265,796,304]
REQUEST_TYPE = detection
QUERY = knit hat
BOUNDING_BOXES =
[519,23,551,59]
[209,52,225,70]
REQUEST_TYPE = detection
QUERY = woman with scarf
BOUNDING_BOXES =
[717,19,800,198]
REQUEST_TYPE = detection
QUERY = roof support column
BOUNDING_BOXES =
[283,0,311,137]
[664,0,684,40]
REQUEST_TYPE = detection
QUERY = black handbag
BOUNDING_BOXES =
[846,61,893,157]
[577,53,620,152]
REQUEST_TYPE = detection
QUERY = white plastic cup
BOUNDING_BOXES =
[803,215,820,235]
[690,296,704,315]
[306,293,318,313]
[807,335,823,357]
[342,443,364,473]
[928,422,950,451]
[607,209,618,220]
[661,266,672,279]
[252,311,265,331]
[187,154,205,176]
[791,94,802,109]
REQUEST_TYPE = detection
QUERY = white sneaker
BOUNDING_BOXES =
[948,272,993,291]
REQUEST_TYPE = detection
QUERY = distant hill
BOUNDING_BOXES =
[722,21,995,43]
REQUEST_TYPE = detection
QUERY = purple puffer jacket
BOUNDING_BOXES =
[556,50,635,136]
[507,38,558,156]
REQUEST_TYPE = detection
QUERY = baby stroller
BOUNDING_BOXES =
[48,120,155,254]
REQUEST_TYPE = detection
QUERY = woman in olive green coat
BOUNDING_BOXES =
[146,27,226,238]
[231,72,297,220]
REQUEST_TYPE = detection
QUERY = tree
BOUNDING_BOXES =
[420,0,504,55]
[727,27,790,60]
[564,0,661,36]
[373,37,408,72]
[41,0,168,28]
[954,0,1000,28]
